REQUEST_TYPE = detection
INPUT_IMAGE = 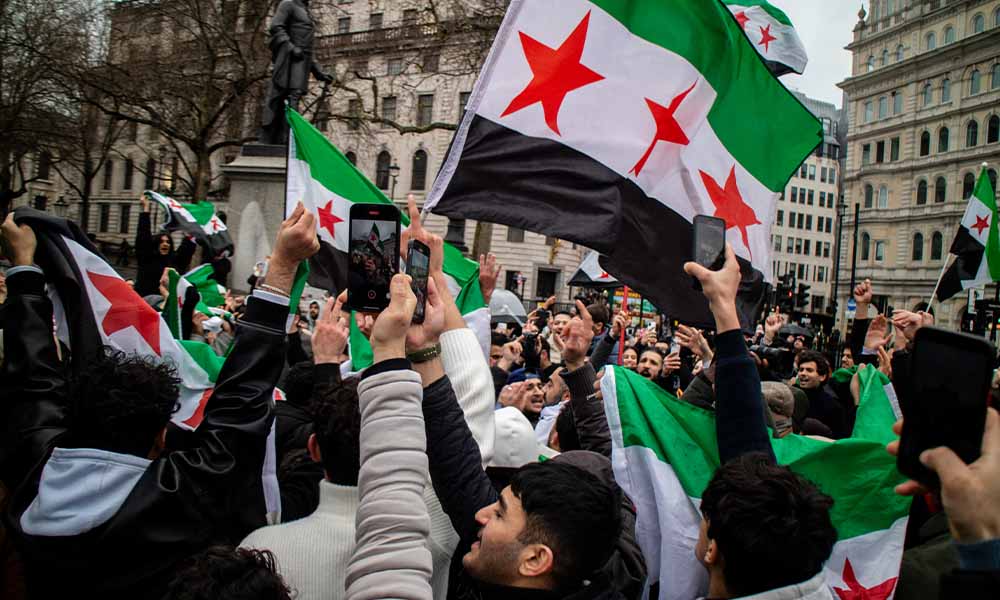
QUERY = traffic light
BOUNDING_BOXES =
[796,283,811,309]
[776,273,795,312]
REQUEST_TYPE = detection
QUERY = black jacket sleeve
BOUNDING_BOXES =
[136,211,154,262]
[562,362,611,457]
[422,375,498,553]
[850,319,878,366]
[714,330,774,464]
[0,269,70,493]
[590,332,617,370]
[174,237,196,273]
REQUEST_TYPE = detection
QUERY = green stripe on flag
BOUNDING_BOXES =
[165,269,183,339]
[182,201,217,227]
[179,339,226,383]
[975,167,1000,281]
[184,264,226,308]
[589,0,820,190]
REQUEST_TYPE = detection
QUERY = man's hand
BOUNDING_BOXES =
[192,312,208,336]
[854,279,873,318]
[676,324,711,360]
[892,309,933,344]
[159,267,173,298]
[610,310,629,338]
[479,253,500,305]
[313,292,350,364]
[888,409,1000,544]
[877,345,893,379]
[406,277,446,352]
[497,340,522,372]
[2,214,37,266]
[498,382,525,409]
[764,311,783,344]
[560,300,595,371]
[863,314,891,351]
[368,274,416,363]
[140,194,151,213]
[266,202,320,295]
[684,243,741,333]
[662,351,682,375]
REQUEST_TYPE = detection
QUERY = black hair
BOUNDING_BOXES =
[553,405,580,452]
[509,462,621,590]
[162,546,291,600]
[282,361,315,408]
[586,303,610,326]
[700,453,836,597]
[797,350,830,376]
[491,332,509,347]
[73,347,179,457]
[553,310,572,318]
[312,377,361,485]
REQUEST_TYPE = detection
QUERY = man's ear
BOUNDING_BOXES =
[307,433,322,463]
[704,538,720,566]
[518,543,555,579]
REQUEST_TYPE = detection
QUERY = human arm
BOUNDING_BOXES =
[174,236,196,273]
[590,306,620,370]
[559,301,611,455]
[478,253,500,306]
[136,195,154,261]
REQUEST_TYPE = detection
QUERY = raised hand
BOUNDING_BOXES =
[764,311,783,343]
[267,202,320,295]
[2,213,37,266]
[313,292,350,365]
[406,277,446,352]
[479,253,501,305]
[497,340,522,372]
[559,300,595,370]
[684,243,741,333]
[854,278,873,318]
[863,314,891,351]
[676,324,711,360]
[369,274,416,363]
[662,351,682,375]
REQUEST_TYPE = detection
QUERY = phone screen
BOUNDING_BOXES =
[348,205,400,312]
[898,328,994,487]
[693,215,726,270]
[406,241,430,324]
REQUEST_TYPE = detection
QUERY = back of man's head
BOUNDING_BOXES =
[163,546,291,600]
[586,303,610,328]
[312,377,361,485]
[74,347,179,457]
[282,361,315,408]
[700,453,836,597]
[510,462,622,590]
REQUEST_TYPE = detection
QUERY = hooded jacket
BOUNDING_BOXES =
[0,267,288,599]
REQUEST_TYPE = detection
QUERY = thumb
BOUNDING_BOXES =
[920,445,969,486]
[389,273,416,317]
[981,407,1000,456]
[683,261,710,282]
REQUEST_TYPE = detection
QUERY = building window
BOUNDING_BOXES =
[967,120,979,147]
[896,44,904,62]
[347,98,362,130]
[416,94,434,127]
[926,32,936,50]
[819,191,826,206]
[964,172,976,198]
[36,151,51,180]
[504,271,520,292]
[411,149,428,190]
[875,241,886,262]
[123,159,134,190]
[99,204,110,232]
[806,214,813,230]
[867,55,875,72]
[387,57,403,76]
[878,185,888,208]
[971,69,982,95]
[988,115,1000,143]
[144,159,156,189]
[789,211,796,227]
[826,220,832,234]
[103,160,114,190]
[878,96,888,119]
[922,83,933,106]
[774,235,782,251]
[808,165,816,180]
[912,233,924,261]
[402,8,418,26]
[458,91,472,120]
[935,177,947,203]
[349,56,367,75]
[803,239,811,255]
[798,264,806,280]
[864,101,873,123]
[876,141,885,163]
[345,151,357,166]
[830,168,836,184]
[795,239,802,255]
[938,127,949,152]
[128,122,138,143]
[881,49,889,66]
[996,7,1000,28]
[507,226,524,243]
[993,65,1000,90]
[920,131,930,156]
[944,26,955,44]
[800,164,808,178]
[931,232,943,260]
[787,238,794,253]
[989,170,998,195]
[862,144,871,165]
[536,269,558,299]
[337,17,350,34]
[892,91,902,114]
[381,96,397,123]
[917,179,928,205]
[422,52,439,73]
[375,151,391,189]
[820,167,827,183]
[864,184,874,208]
[973,14,985,34]
[861,233,871,260]
[776,210,783,226]
[369,12,383,29]
[890,137,900,161]
[807,190,814,205]
[942,77,951,102]
[797,213,804,229]
[799,188,806,203]
[119,203,131,234]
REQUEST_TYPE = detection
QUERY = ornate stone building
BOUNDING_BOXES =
[837,0,1000,330]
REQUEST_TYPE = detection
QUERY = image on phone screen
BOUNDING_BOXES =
[348,210,399,312]
[407,242,430,324]
[693,215,726,270]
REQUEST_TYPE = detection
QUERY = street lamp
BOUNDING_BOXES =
[54,195,69,218]
[389,162,400,202]
[832,199,846,321]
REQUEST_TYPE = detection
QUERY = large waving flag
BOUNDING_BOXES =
[602,365,909,599]
[724,1,808,75]
[145,191,234,258]
[936,166,1000,301]
[424,0,819,329]
[285,108,489,368]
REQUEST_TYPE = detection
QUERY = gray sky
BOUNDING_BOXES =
[776,2,864,109]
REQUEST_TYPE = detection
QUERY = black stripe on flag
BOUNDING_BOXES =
[306,242,348,294]
[433,117,766,329]
[937,227,986,301]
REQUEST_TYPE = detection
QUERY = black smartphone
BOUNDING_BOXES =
[348,203,401,313]
[897,327,995,488]
[406,239,430,324]
[692,215,726,270]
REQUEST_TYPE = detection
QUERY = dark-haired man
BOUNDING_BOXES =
[636,349,663,381]
[0,205,319,598]
[163,546,292,600]
[795,350,849,438]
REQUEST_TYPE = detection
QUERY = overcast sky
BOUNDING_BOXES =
[776,2,865,109]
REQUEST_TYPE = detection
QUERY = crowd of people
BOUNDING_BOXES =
[2,197,1000,600]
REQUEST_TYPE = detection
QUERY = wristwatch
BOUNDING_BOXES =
[407,343,442,363]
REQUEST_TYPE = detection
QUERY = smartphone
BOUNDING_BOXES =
[348,203,401,313]
[405,239,430,324]
[692,215,727,270]
[897,327,995,488]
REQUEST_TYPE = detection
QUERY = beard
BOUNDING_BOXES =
[463,536,523,586]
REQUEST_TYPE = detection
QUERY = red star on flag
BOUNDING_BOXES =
[598,271,611,279]
[972,214,990,235]
[501,11,605,136]
[758,24,777,52]
[630,81,696,177]
[317,200,344,238]
[210,217,222,232]
[699,166,761,257]
[88,270,162,356]
[833,558,898,600]
[734,11,750,29]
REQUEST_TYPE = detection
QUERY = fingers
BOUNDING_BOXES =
[406,194,423,234]
[286,201,306,224]
[722,243,738,272]
[921,445,968,489]
[389,273,416,319]
[575,300,593,326]
[321,297,336,322]
[982,408,1000,456]
[683,260,710,282]
[895,480,929,496]
[892,418,903,436]
[425,276,442,307]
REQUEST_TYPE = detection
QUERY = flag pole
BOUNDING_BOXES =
[926,253,954,310]
[618,285,629,364]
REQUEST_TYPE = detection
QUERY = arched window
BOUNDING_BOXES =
[881,49,889,66]
[989,170,998,197]
[410,149,428,190]
[864,184,874,208]
[935,177,947,203]
[896,44,904,62]
[944,26,955,44]
[912,233,924,261]
[995,7,1000,28]
[878,96,888,119]
[926,32,936,50]
[988,115,1000,143]
[867,56,875,72]
[967,120,979,147]
[861,233,871,260]
[375,151,391,189]
[892,91,903,114]
[964,172,977,198]
[992,64,1000,90]
[345,151,357,166]
[920,131,931,156]
[973,14,985,34]
[917,179,928,205]
[922,82,933,106]
[931,232,944,260]
[942,77,951,102]
[938,127,950,152]
[971,69,982,94]
[36,151,51,180]
[878,185,889,208]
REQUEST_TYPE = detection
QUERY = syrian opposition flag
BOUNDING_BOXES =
[145,190,234,258]
[424,0,819,330]
[285,107,490,368]
[724,1,808,76]
[568,250,620,288]
[937,167,1000,301]
[603,364,909,599]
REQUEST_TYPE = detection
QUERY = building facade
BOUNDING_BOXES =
[837,0,1000,330]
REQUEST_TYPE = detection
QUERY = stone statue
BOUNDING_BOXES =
[260,0,333,145]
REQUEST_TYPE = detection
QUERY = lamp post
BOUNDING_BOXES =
[389,162,400,202]
[54,195,69,218]
[832,198,846,325]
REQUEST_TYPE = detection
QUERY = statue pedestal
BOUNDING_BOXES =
[221,144,287,293]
